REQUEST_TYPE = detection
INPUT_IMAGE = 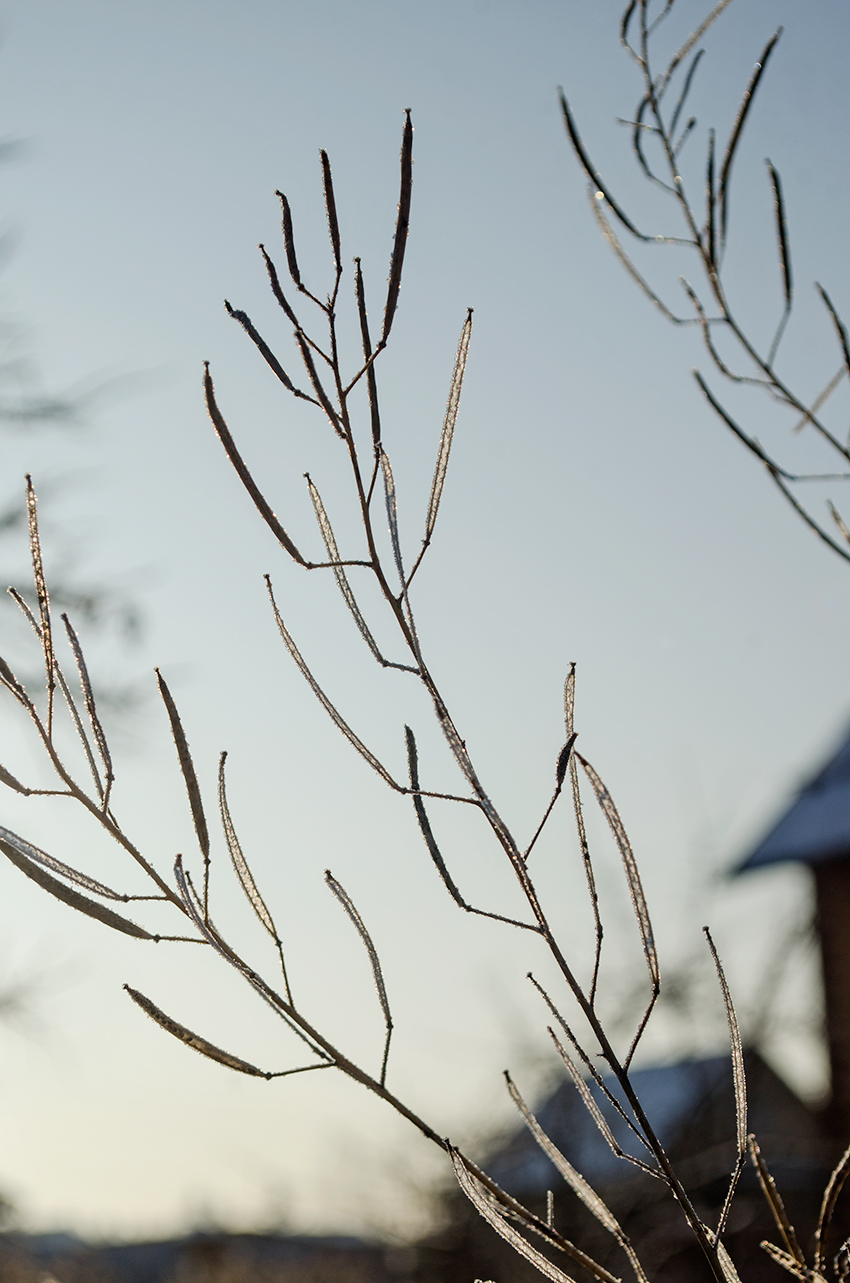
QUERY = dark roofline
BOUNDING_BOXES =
[737,724,850,873]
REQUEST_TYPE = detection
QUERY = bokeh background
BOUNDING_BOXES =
[0,0,848,1244]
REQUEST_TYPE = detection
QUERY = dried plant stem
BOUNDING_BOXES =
[564,2,850,571]
[0,88,773,1283]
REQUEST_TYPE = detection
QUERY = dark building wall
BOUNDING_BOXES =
[815,860,850,1143]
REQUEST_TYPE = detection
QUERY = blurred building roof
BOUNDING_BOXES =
[486,1052,819,1198]
[738,728,850,872]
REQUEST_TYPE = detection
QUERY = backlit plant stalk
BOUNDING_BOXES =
[2,67,848,1283]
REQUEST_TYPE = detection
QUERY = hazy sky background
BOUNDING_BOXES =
[0,0,848,1243]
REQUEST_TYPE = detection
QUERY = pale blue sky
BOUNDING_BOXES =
[0,0,848,1241]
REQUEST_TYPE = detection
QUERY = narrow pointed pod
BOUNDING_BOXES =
[564,666,603,1001]
[630,93,669,190]
[424,309,473,544]
[325,870,393,1086]
[692,373,795,472]
[259,245,301,329]
[9,587,105,801]
[793,368,847,434]
[0,764,32,795]
[814,1143,850,1274]
[405,725,466,911]
[0,825,129,901]
[555,733,578,792]
[673,118,696,158]
[0,832,154,938]
[265,576,403,790]
[224,301,301,395]
[156,671,210,914]
[353,258,382,449]
[125,985,289,1079]
[61,613,113,805]
[718,29,783,250]
[528,973,650,1150]
[830,503,850,546]
[644,0,675,44]
[685,284,773,385]
[705,128,716,269]
[172,855,331,1061]
[524,730,578,863]
[559,92,652,242]
[306,474,413,671]
[766,161,793,367]
[320,150,342,278]
[548,1029,661,1180]
[759,1244,811,1282]
[382,109,413,343]
[379,447,405,589]
[405,307,474,584]
[817,285,850,386]
[448,1148,616,1283]
[0,653,28,704]
[24,476,55,732]
[748,1135,805,1266]
[169,852,462,1150]
[505,1072,650,1283]
[294,332,345,437]
[204,364,308,564]
[773,471,850,566]
[276,190,302,289]
[668,48,704,142]
[620,0,638,51]
[703,926,746,1240]
[767,163,792,310]
[711,1237,745,1283]
[218,751,291,1001]
[588,193,688,323]
[576,753,659,991]
[404,727,536,929]
[0,631,185,908]
[379,448,421,657]
[654,0,737,99]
